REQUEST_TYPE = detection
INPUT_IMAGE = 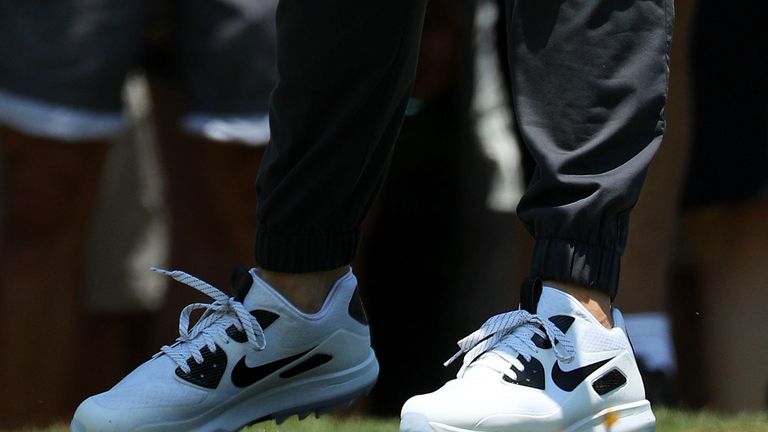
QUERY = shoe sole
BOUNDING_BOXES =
[400,400,655,432]
[566,400,655,432]
[72,349,379,432]
[223,347,380,431]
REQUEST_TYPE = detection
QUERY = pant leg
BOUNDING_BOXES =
[508,0,674,298]
[255,0,427,272]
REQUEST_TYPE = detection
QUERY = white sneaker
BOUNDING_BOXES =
[71,267,378,432]
[400,281,655,432]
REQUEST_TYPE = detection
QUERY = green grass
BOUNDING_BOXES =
[12,410,768,432]
[243,411,768,432]
[654,408,768,431]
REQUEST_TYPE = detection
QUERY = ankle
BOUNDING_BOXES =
[543,280,613,329]
[260,266,349,313]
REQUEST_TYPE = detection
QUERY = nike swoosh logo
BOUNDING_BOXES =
[231,347,316,388]
[552,358,612,392]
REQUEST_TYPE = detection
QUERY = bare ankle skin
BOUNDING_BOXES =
[259,266,350,313]
[543,280,613,329]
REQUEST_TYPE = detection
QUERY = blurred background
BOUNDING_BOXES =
[0,0,766,428]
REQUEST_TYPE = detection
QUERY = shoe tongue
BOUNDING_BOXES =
[463,351,511,380]
[520,277,543,313]
[231,266,254,302]
[534,286,599,326]
[464,287,589,379]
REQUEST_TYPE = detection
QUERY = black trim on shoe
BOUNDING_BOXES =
[503,354,546,390]
[592,368,628,395]
[531,325,553,349]
[348,287,368,325]
[226,310,280,343]
[253,309,281,329]
[552,358,612,392]
[280,354,334,378]
[231,266,254,302]
[530,316,575,349]
[175,345,228,389]
[549,315,575,333]
[231,347,316,388]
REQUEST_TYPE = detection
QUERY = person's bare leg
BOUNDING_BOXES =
[163,117,347,315]
[683,205,768,411]
[616,0,696,316]
[609,2,696,406]
[545,281,612,328]
[0,126,107,427]
[260,266,350,313]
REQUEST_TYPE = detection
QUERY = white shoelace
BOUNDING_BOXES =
[445,310,575,378]
[151,268,266,374]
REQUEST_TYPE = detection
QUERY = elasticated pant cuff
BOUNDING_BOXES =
[530,238,621,299]
[254,227,359,273]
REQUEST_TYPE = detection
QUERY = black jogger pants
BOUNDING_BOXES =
[255,0,674,299]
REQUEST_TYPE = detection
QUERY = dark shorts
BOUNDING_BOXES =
[0,0,277,134]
